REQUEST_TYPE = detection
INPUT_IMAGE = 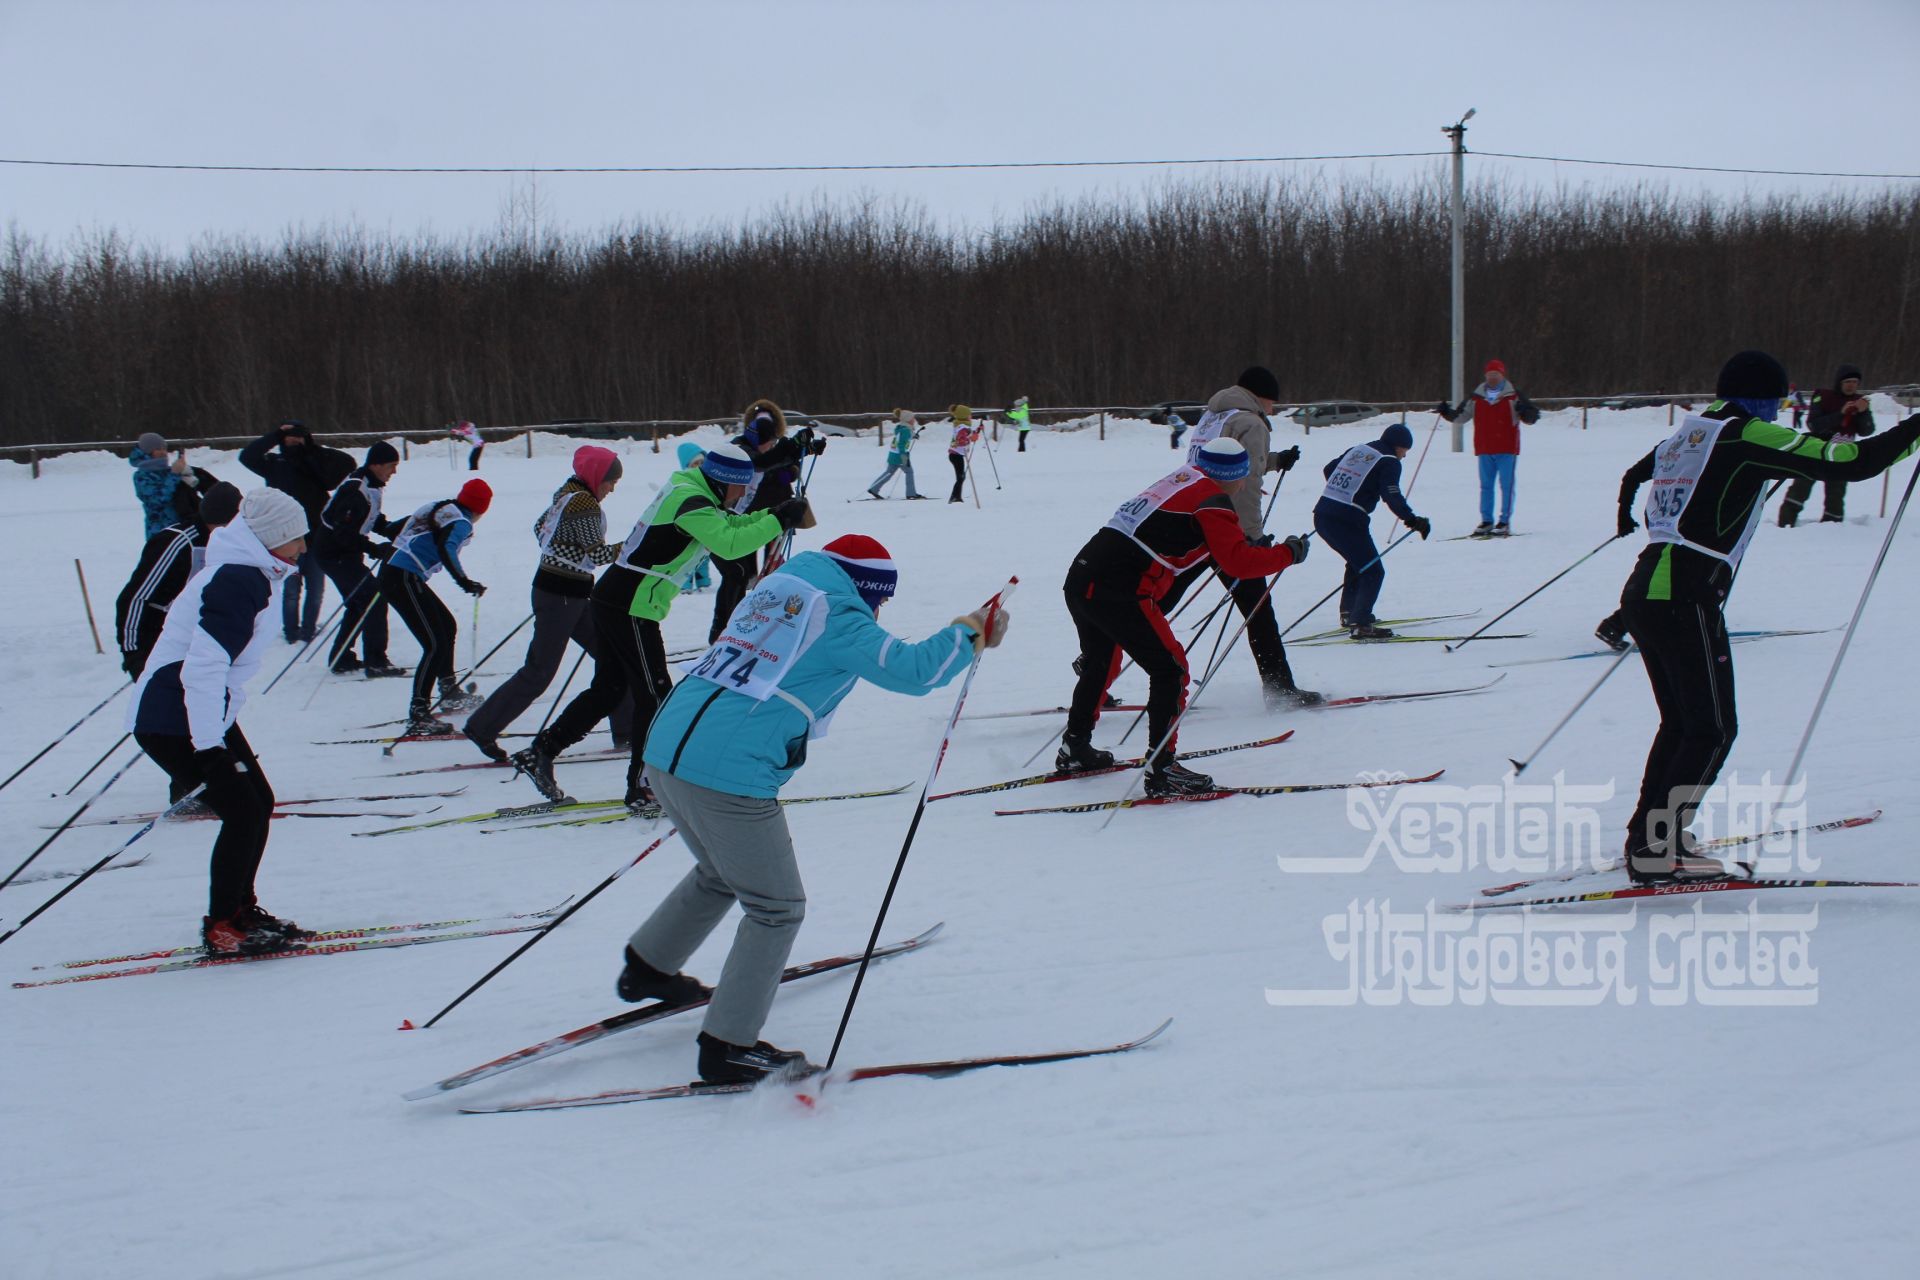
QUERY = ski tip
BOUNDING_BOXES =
[913,921,947,945]
[1136,1017,1174,1047]
[398,1018,416,1031]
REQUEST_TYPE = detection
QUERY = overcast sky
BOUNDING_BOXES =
[4,0,1916,253]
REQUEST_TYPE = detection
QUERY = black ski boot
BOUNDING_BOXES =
[363,660,409,679]
[1055,734,1117,775]
[509,740,571,804]
[1470,521,1494,539]
[405,701,460,738]
[696,1032,819,1085]
[1624,840,1730,886]
[329,653,363,675]
[234,902,316,943]
[1144,759,1219,798]
[1348,624,1396,641]
[1594,615,1631,653]
[1264,682,1326,709]
[463,726,507,763]
[617,948,713,1006]
[625,779,663,819]
[437,678,482,713]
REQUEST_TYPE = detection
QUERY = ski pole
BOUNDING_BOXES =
[966,433,984,508]
[1402,412,1445,500]
[261,601,347,694]
[1279,529,1419,638]
[1,751,147,892]
[434,610,534,707]
[535,648,587,739]
[64,732,132,795]
[1507,647,1634,777]
[0,679,132,795]
[1445,533,1625,653]
[471,596,481,670]
[0,784,205,946]
[303,591,386,711]
[1752,457,1920,868]
[826,578,1016,1069]
[980,430,1003,490]
[409,828,679,1029]
[297,601,350,663]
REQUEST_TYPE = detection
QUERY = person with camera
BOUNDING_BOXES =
[1779,364,1877,525]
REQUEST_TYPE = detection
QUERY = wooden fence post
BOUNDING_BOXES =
[30,449,40,478]
[74,560,103,654]
[525,431,534,458]
[1099,411,1105,441]
[1668,402,1676,426]
[1581,405,1588,430]
[652,424,660,454]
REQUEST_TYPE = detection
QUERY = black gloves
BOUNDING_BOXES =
[1406,515,1432,540]
[121,652,141,679]
[1617,508,1638,538]
[1517,399,1541,425]
[1283,534,1310,564]
[1432,401,1453,417]
[773,497,816,530]
[369,542,394,562]
[455,577,487,597]
[1270,446,1301,473]
[193,745,239,784]
[806,435,828,457]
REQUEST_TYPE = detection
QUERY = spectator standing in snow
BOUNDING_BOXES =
[867,409,924,499]
[1438,358,1538,537]
[128,433,218,539]
[129,488,316,955]
[1779,364,1877,525]
[238,419,355,643]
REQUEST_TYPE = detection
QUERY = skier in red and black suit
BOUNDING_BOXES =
[1060,438,1308,797]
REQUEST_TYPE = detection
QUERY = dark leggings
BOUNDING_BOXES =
[319,554,389,666]
[1063,572,1188,765]
[949,454,967,502]
[281,549,325,641]
[380,564,456,708]
[135,724,274,919]
[464,586,633,745]
[1159,561,1295,689]
[541,600,672,793]
[1622,598,1737,857]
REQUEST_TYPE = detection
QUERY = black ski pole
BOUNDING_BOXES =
[0,783,206,945]
[1445,533,1625,653]
[1,752,146,891]
[826,580,1016,1069]
[302,591,385,711]
[0,680,132,795]
[297,600,350,664]
[534,648,587,738]
[64,732,132,795]
[433,610,534,708]
[411,827,680,1029]
[1508,648,1634,776]
[260,604,345,695]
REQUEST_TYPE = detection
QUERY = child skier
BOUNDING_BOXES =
[947,404,977,503]
[867,409,924,499]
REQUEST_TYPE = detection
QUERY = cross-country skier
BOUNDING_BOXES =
[867,409,924,499]
[511,443,815,811]
[1168,367,1315,705]
[1312,423,1432,639]
[708,401,825,641]
[129,488,315,955]
[1437,358,1539,536]
[1779,363,1877,526]
[377,478,492,736]
[451,420,485,470]
[1060,438,1307,796]
[1009,395,1032,452]
[616,533,1010,1083]
[462,447,635,761]
[114,481,244,679]
[313,442,406,677]
[1611,350,1920,883]
[238,419,355,643]
[947,405,977,503]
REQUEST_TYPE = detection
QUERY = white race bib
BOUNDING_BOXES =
[1320,445,1382,507]
[686,572,828,707]
[1645,416,1758,567]
[1183,409,1232,466]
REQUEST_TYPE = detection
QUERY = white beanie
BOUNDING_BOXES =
[240,488,308,551]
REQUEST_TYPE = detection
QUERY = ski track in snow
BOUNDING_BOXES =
[3,410,1919,1278]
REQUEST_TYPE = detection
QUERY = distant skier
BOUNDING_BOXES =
[1009,395,1032,452]
[867,409,924,499]
[129,489,315,955]
[463,446,635,762]
[947,404,977,503]
[451,420,485,470]
[1170,367,1316,706]
[114,481,243,679]
[1779,364,1877,526]
[239,419,355,643]
[1312,423,1431,639]
[511,443,814,811]
[313,442,406,677]
[1060,438,1307,796]
[618,534,1010,1083]
[1610,350,1920,883]
[377,478,492,736]
[1167,410,1189,451]
[1438,358,1538,537]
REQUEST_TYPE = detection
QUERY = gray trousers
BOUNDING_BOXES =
[631,769,805,1047]
[868,458,919,498]
[464,585,633,745]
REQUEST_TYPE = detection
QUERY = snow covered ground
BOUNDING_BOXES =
[3,402,1917,1279]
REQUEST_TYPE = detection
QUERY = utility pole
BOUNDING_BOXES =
[1444,108,1475,453]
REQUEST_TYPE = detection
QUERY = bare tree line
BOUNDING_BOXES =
[2,175,1915,446]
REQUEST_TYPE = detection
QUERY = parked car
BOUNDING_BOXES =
[1891,384,1920,409]
[785,411,863,438]
[1145,400,1208,426]
[1288,402,1378,428]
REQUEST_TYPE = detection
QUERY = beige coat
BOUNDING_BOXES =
[1201,383,1273,539]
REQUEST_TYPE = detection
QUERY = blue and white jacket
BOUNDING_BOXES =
[643,550,980,798]
[129,520,295,749]
[386,500,476,583]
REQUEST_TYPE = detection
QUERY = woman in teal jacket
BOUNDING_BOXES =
[623,533,1011,1085]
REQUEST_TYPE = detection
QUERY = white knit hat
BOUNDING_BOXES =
[240,488,308,550]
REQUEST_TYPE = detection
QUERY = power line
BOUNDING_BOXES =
[2,149,1914,181]
[0,151,1445,175]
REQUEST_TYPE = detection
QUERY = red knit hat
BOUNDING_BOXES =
[457,478,493,516]
[1485,358,1506,375]
[572,445,621,492]
[822,534,898,608]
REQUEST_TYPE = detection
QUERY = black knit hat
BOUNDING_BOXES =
[199,481,244,529]
[1715,350,1788,400]
[365,441,400,467]
[1236,366,1281,400]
